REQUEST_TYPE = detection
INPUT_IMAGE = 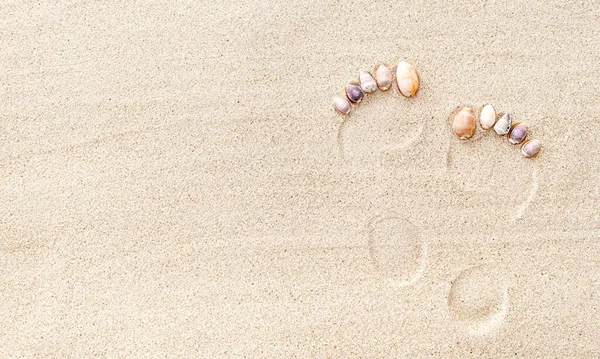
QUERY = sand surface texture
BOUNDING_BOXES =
[1,1,599,358]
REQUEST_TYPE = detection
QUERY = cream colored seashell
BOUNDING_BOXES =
[375,64,392,91]
[480,104,496,129]
[521,139,541,158]
[359,71,377,93]
[452,107,477,139]
[494,113,512,135]
[395,61,419,97]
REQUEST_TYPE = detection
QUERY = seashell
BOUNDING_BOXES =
[452,107,477,139]
[395,61,419,97]
[494,113,512,135]
[359,71,377,93]
[508,122,527,144]
[521,139,541,158]
[375,64,393,91]
[480,104,496,129]
[345,83,364,104]
[333,96,351,115]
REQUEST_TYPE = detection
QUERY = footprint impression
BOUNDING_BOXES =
[335,62,428,289]
[367,216,427,287]
[447,264,509,335]
[446,105,540,224]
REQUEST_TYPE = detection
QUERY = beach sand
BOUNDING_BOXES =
[1,1,599,357]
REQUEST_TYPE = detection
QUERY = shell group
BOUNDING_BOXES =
[332,60,419,116]
[451,104,542,158]
[331,63,543,159]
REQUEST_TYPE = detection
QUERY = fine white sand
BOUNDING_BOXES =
[1,1,599,357]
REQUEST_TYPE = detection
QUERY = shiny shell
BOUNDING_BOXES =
[345,83,364,104]
[521,139,541,158]
[452,107,477,139]
[494,113,512,135]
[375,64,393,91]
[359,71,377,93]
[480,104,496,129]
[508,122,527,144]
[333,96,351,115]
[395,61,419,97]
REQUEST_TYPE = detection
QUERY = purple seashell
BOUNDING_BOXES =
[333,96,351,115]
[345,84,364,104]
[521,139,541,158]
[508,123,528,144]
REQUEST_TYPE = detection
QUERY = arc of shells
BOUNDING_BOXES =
[452,104,542,158]
[332,61,419,115]
[332,62,542,159]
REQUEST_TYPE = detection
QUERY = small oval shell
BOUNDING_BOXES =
[333,96,351,115]
[452,107,477,139]
[480,104,496,129]
[359,71,377,93]
[521,139,541,158]
[375,64,392,91]
[508,122,527,144]
[395,61,419,97]
[345,83,364,104]
[494,113,512,135]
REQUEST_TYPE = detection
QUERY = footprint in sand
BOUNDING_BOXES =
[447,264,509,335]
[367,216,427,287]
[445,105,539,223]
[335,94,427,287]
[336,94,423,171]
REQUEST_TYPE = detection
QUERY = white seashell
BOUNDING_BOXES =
[480,104,496,129]
[494,113,512,135]
[395,61,419,97]
[359,71,377,93]
[375,64,393,91]
[452,107,477,139]
[521,139,541,158]
[333,96,351,115]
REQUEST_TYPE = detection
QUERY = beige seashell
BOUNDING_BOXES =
[395,61,419,97]
[452,107,477,139]
[375,64,393,91]
[480,104,496,129]
[359,71,377,93]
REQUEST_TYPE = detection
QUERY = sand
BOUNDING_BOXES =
[1,1,599,358]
